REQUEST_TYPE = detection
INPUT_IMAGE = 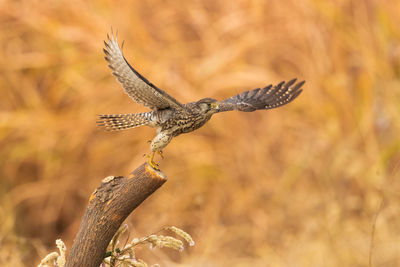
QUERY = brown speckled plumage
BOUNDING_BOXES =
[97,32,305,166]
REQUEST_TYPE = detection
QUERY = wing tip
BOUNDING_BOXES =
[292,80,306,93]
[296,80,306,88]
[285,78,297,89]
[276,80,285,88]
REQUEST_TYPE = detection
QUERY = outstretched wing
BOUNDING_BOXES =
[103,33,185,111]
[218,79,304,112]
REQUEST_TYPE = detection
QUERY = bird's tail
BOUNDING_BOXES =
[97,112,152,131]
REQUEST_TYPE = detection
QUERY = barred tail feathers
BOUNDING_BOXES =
[97,113,152,131]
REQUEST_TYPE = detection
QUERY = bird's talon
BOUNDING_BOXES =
[145,152,160,170]
[149,159,159,170]
[157,150,164,159]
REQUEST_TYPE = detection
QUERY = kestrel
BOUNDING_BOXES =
[98,33,304,169]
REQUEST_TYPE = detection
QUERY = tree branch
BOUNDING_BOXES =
[65,163,167,267]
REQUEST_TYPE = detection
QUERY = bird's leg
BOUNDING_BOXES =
[146,132,170,170]
[145,151,160,170]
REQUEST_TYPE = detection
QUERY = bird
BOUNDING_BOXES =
[97,32,305,169]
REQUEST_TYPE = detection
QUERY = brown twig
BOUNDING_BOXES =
[65,163,167,267]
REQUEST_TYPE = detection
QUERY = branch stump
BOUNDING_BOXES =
[65,163,167,267]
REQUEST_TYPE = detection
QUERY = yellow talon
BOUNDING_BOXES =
[145,151,163,170]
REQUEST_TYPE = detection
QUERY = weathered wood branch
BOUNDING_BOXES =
[65,163,167,267]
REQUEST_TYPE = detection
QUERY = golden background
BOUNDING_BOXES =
[1,0,400,266]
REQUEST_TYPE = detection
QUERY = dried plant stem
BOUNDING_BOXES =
[65,163,167,267]
[369,194,385,267]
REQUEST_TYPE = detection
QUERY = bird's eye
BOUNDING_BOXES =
[208,102,218,109]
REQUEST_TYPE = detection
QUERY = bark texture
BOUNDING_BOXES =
[65,163,167,267]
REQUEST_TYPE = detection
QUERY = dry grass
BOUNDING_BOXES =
[1,0,400,266]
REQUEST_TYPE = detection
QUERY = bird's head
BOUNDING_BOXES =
[197,98,220,114]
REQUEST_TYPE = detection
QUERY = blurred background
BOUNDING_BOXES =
[1,0,400,266]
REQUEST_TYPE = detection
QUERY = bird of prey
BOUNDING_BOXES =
[98,33,304,169]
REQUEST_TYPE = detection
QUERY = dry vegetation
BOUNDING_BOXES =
[1,0,400,266]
